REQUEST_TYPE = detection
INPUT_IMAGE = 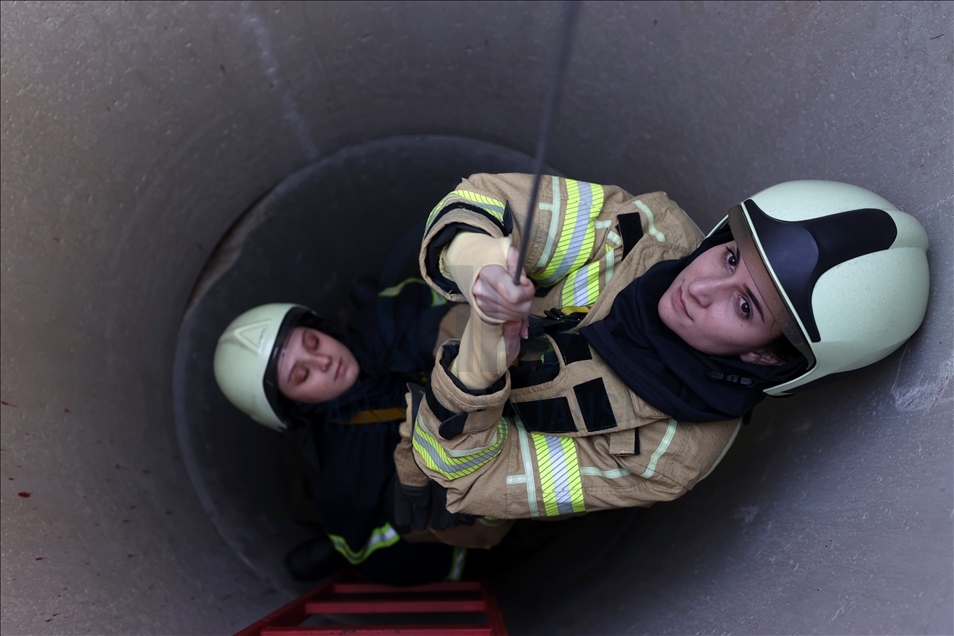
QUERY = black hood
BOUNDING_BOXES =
[283,282,449,430]
[580,229,808,422]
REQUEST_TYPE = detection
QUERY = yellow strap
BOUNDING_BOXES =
[333,407,407,425]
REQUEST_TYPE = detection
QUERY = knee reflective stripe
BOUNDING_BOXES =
[328,523,401,565]
[445,547,467,581]
[531,433,586,517]
[412,416,508,480]
[536,179,605,287]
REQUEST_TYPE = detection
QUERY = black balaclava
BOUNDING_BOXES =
[580,227,808,422]
[281,283,446,430]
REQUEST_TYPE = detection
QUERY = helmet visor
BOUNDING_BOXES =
[262,305,311,425]
[728,204,816,369]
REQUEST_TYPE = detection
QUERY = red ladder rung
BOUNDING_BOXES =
[333,581,482,594]
[262,626,492,636]
[236,572,508,636]
[306,599,486,614]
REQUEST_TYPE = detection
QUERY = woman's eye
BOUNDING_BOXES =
[739,297,751,318]
[725,248,738,268]
[305,333,319,352]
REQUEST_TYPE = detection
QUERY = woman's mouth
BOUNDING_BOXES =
[676,287,689,320]
[334,359,343,381]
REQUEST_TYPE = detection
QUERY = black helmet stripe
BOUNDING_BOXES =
[745,199,897,342]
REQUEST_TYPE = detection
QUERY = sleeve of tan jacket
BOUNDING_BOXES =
[419,173,703,316]
[416,173,704,435]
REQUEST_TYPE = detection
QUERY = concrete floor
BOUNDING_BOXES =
[1,2,951,634]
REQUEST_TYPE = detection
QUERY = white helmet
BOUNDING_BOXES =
[714,180,930,396]
[213,303,330,431]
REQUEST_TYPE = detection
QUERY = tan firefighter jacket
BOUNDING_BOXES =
[403,173,742,520]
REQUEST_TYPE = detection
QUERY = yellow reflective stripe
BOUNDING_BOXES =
[640,418,678,478]
[635,199,666,242]
[336,407,407,425]
[426,190,506,229]
[532,433,586,517]
[328,523,400,565]
[426,192,457,227]
[560,306,590,315]
[379,277,445,307]
[412,416,508,480]
[452,190,506,222]
[379,278,421,297]
[561,258,602,307]
[536,180,604,286]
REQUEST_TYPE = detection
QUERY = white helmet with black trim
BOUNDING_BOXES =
[213,303,330,431]
[714,180,930,396]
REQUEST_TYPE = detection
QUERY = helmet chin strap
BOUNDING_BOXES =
[513,1,581,285]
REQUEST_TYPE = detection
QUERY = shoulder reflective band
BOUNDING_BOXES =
[536,180,605,287]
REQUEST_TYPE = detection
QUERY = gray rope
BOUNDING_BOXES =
[513,0,582,284]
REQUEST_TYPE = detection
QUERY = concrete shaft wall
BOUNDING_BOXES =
[1,2,951,634]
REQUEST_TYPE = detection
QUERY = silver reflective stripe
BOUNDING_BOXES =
[543,435,578,516]
[581,466,631,479]
[542,180,595,285]
[534,176,564,272]
[639,418,677,479]
[509,417,541,518]
[635,200,666,242]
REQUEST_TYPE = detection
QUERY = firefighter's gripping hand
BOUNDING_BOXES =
[392,478,475,534]
[485,246,533,366]
[473,247,533,326]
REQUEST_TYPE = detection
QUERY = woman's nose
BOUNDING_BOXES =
[311,352,333,372]
[687,276,724,307]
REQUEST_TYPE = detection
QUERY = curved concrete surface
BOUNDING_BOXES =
[2,2,951,634]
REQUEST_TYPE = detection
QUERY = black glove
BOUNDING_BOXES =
[390,476,475,534]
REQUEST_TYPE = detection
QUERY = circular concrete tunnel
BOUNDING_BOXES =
[1,2,951,634]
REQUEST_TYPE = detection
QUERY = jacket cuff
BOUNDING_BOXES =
[431,340,510,412]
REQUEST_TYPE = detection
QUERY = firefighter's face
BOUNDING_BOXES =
[277,327,361,403]
[658,241,784,365]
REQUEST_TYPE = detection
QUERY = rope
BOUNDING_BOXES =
[513,0,582,284]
